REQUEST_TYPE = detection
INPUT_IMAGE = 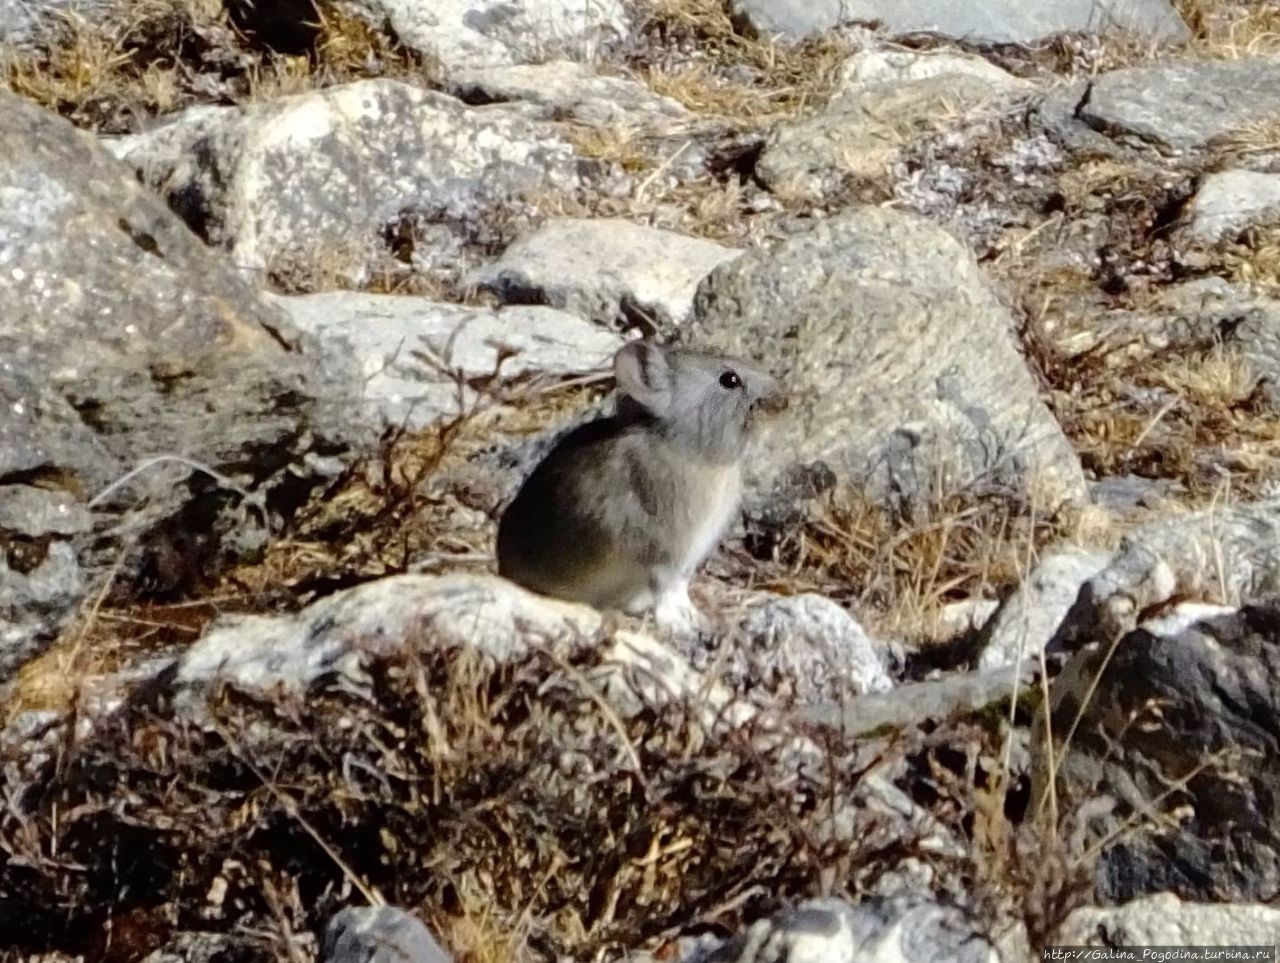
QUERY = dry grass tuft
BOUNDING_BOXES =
[749,483,1077,645]
[1176,0,1280,57]
[4,0,428,133]
[630,0,850,123]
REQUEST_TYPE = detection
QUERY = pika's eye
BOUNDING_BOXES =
[719,370,742,390]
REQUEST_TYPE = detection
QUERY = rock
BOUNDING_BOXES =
[738,594,893,702]
[758,50,1029,196]
[471,218,742,329]
[173,573,752,729]
[689,896,998,963]
[0,89,355,683]
[1189,170,1280,243]
[730,0,1187,43]
[448,61,690,128]
[975,549,1111,671]
[1079,59,1280,153]
[0,0,112,50]
[1054,892,1280,946]
[800,664,1032,737]
[730,0,843,39]
[323,906,454,963]
[1040,600,1280,902]
[267,292,624,429]
[1049,499,1280,655]
[345,0,629,73]
[687,207,1086,517]
[0,485,91,539]
[107,80,585,283]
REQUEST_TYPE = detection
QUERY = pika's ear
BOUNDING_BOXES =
[614,341,674,414]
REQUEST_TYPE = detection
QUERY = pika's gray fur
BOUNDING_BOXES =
[497,341,784,630]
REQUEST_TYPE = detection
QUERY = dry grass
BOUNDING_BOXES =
[630,0,850,123]
[3,0,427,133]
[1176,0,1280,57]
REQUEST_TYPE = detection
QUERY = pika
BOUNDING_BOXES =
[497,340,784,632]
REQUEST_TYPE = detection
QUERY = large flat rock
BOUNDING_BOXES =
[471,218,742,328]
[267,292,624,428]
[731,0,1187,43]
[1080,58,1280,152]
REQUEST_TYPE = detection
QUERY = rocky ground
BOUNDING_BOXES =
[3,0,1280,960]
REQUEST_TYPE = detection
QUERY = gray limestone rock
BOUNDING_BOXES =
[1055,893,1280,946]
[341,0,629,73]
[758,49,1030,196]
[690,897,998,963]
[1049,499,1280,655]
[1189,169,1280,243]
[740,593,893,701]
[976,548,1111,671]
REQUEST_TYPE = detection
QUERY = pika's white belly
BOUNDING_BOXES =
[671,462,742,578]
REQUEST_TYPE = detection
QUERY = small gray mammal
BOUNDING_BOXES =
[497,340,784,630]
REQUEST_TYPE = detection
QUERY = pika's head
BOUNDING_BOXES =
[613,341,785,462]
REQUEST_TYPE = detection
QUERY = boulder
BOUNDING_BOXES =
[730,0,1187,43]
[0,89,356,682]
[106,80,585,284]
[471,218,742,329]
[1040,600,1280,902]
[343,0,629,73]
[758,49,1030,195]
[686,207,1087,516]
[1188,169,1280,243]
[1079,59,1280,153]
[267,292,624,428]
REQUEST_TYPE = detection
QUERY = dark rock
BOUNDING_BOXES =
[1041,601,1280,902]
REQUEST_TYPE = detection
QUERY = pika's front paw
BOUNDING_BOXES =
[653,589,707,637]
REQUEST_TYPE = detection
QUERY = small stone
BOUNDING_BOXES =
[976,549,1111,671]
[1080,59,1280,152]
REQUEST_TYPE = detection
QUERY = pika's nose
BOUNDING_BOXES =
[754,378,788,415]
